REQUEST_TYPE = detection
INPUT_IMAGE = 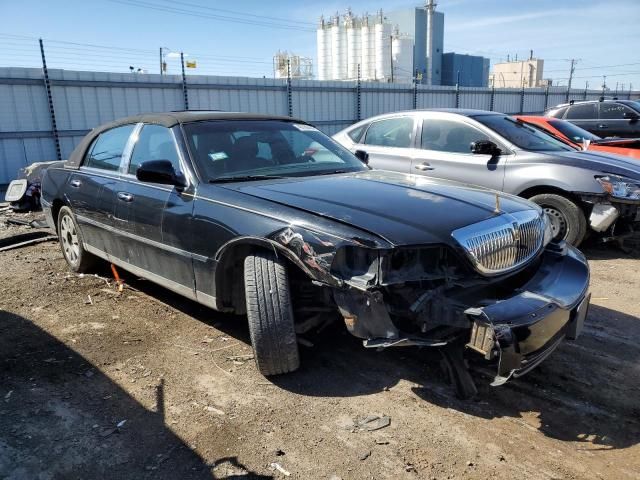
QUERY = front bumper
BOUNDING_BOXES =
[465,242,590,385]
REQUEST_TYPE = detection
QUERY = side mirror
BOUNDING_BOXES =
[470,140,501,156]
[136,160,187,188]
[623,111,639,121]
[354,149,369,165]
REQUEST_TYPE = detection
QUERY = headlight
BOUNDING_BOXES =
[452,210,545,276]
[596,175,640,200]
[542,212,555,246]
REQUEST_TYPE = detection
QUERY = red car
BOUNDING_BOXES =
[516,116,640,160]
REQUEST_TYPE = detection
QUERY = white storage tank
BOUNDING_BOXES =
[374,12,392,81]
[331,14,347,80]
[360,17,372,80]
[316,17,328,80]
[345,12,361,80]
[392,33,413,83]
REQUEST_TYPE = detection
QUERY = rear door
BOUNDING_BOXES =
[564,103,599,134]
[68,124,136,253]
[115,124,196,293]
[352,116,418,173]
[410,117,507,191]
[598,102,640,138]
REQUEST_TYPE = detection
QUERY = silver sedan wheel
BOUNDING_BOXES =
[60,214,80,266]
[543,206,567,240]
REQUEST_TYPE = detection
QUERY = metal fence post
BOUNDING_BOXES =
[286,59,293,117]
[180,52,189,110]
[543,84,550,112]
[413,74,418,110]
[356,64,362,121]
[583,86,588,100]
[519,84,525,114]
[39,38,61,161]
[489,85,495,111]
[455,83,460,109]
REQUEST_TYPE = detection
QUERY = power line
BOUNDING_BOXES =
[154,0,316,26]
[108,0,315,32]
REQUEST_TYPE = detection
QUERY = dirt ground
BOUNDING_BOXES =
[1,210,639,480]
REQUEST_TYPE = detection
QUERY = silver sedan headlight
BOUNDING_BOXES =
[596,175,640,200]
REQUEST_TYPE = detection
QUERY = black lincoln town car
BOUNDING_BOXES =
[41,111,591,397]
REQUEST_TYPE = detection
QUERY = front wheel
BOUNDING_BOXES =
[528,193,587,246]
[244,252,300,376]
[57,206,98,273]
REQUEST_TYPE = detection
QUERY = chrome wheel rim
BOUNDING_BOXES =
[543,207,567,240]
[60,214,80,265]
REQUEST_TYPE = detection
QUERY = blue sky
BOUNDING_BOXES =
[1,0,639,90]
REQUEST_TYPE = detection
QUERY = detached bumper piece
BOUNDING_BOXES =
[465,242,590,386]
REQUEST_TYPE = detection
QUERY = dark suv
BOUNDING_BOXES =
[545,99,640,138]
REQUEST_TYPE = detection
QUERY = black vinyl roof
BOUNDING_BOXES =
[65,111,308,169]
[65,110,308,169]
[101,111,306,129]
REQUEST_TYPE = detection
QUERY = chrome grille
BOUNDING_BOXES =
[452,210,544,275]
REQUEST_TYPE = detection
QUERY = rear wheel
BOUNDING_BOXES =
[244,252,300,376]
[528,193,587,246]
[57,206,98,273]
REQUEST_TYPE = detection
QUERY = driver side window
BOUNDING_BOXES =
[128,125,181,175]
[421,118,491,154]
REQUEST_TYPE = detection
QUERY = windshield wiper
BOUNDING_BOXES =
[310,169,349,176]
[209,174,286,183]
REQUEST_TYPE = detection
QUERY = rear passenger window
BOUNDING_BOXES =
[128,125,182,175]
[347,124,368,142]
[364,117,414,148]
[84,125,135,171]
[566,103,597,120]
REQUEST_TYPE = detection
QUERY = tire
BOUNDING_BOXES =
[528,193,587,247]
[57,206,98,273]
[244,252,300,376]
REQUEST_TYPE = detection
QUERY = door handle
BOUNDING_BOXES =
[598,124,608,129]
[70,179,81,188]
[414,162,435,171]
[117,192,134,202]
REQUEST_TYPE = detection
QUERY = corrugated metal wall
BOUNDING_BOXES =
[1,66,638,184]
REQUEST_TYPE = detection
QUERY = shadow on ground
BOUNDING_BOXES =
[0,310,271,479]
[114,272,640,452]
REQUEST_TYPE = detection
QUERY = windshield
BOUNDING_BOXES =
[474,115,574,152]
[183,120,367,181]
[548,119,600,143]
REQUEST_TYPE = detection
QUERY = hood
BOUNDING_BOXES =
[539,150,640,180]
[219,170,538,246]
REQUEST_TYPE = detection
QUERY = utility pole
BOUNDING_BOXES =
[565,58,578,102]
[159,47,163,75]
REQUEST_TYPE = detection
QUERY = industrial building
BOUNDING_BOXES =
[441,53,490,87]
[273,51,313,79]
[489,57,545,88]
[316,1,489,86]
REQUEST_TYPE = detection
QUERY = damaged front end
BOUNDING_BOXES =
[270,210,590,392]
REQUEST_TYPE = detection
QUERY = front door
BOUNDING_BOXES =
[598,103,640,138]
[410,117,507,191]
[115,124,196,293]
